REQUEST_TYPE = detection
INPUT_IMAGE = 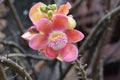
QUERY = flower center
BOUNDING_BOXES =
[48,31,67,50]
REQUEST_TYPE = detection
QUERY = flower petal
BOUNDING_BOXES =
[60,44,78,62]
[29,2,48,25]
[53,14,68,30]
[28,26,38,32]
[29,2,43,16]
[57,2,71,15]
[36,18,53,34]
[45,47,59,58]
[29,34,47,50]
[65,30,84,43]
[21,32,37,41]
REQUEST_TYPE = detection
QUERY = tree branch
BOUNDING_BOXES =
[75,60,87,80]
[0,56,33,80]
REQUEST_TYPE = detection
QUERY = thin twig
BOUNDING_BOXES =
[59,61,62,79]
[99,59,104,80]
[91,40,104,80]
[90,21,112,79]
[27,58,38,80]
[85,21,108,66]
[75,60,87,80]
[103,39,120,64]
[6,0,24,34]
[0,63,8,80]
[0,56,33,80]
[59,64,73,80]
[106,0,111,11]
[5,53,49,61]
[0,40,26,53]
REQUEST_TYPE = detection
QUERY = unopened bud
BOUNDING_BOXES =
[47,10,53,18]
[50,4,57,10]
[40,5,47,12]
[68,17,76,29]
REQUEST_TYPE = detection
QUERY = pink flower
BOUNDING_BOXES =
[22,14,84,62]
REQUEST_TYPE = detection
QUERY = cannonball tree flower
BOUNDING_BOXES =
[22,14,84,62]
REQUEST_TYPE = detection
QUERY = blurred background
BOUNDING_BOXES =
[0,0,120,80]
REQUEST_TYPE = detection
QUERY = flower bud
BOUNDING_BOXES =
[50,4,57,10]
[68,17,76,29]
[40,5,47,12]
[47,10,53,18]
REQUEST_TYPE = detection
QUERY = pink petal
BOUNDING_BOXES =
[60,44,78,62]
[65,30,84,43]
[36,18,53,34]
[29,34,47,50]
[21,32,37,41]
[29,2,43,16]
[45,47,59,58]
[53,14,68,30]
[57,2,71,15]
[28,26,37,32]
[29,2,48,25]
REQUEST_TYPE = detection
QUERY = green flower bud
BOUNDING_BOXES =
[40,5,47,12]
[50,4,57,10]
[47,10,53,18]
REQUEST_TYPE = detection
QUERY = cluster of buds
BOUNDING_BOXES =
[21,2,84,62]
[40,4,57,18]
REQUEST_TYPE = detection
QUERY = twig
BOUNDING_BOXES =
[90,41,103,80]
[6,0,24,34]
[85,21,108,65]
[103,39,120,64]
[106,0,111,11]
[27,58,38,80]
[78,5,120,55]
[99,59,104,80]
[34,61,47,72]
[0,56,33,80]
[69,0,84,14]
[0,63,8,80]
[59,64,73,80]
[75,60,87,80]
[0,40,26,53]
[5,53,49,61]
[59,61,62,79]
[91,22,110,80]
